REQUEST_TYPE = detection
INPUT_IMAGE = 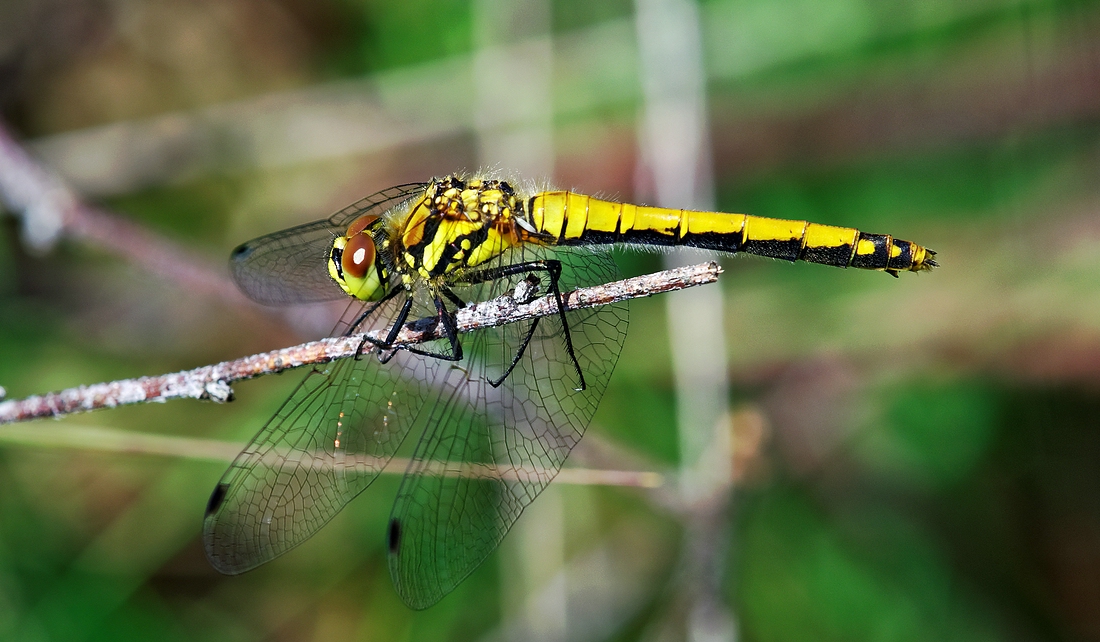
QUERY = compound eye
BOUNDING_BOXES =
[346,214,379,237]
[341,232,376,279]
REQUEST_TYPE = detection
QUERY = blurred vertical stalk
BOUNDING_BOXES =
[634,0,736,640]
[473,0,555,176]
[472,0,566,639]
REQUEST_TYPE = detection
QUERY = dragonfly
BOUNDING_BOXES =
[204,174,936,609]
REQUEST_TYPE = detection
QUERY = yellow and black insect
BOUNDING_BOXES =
[205,174,935,609]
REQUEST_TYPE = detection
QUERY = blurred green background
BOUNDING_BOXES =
[3,0,1100,640]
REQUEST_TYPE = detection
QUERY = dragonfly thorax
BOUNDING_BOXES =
[397,176,525,280]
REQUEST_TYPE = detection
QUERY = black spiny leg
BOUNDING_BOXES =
[404,292,463,362]
[370,294,416,364]
[488,316,540,388]
[484,273,543,387]
[462,260,586,391]
[440,286,467,310]
[346,286,405,359]
[353,287,463,365]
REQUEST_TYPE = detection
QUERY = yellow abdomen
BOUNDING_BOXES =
[526,191,935,275]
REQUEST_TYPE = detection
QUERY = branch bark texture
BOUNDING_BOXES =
[0,262,722,424]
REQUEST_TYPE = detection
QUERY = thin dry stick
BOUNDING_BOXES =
[0,423,665,488]
[0,262,722,425]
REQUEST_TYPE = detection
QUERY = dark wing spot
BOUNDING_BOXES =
[205,482,229,516]
[388,518,402,554]
[230,244,254,262]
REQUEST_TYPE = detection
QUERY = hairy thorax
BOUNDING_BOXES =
[394,176,530,281]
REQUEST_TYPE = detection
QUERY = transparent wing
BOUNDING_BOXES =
[229,183,426,305]
[387,247,629,609]
[203,296,446,573]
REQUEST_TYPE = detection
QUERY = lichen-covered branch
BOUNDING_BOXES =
[0,262,722,425]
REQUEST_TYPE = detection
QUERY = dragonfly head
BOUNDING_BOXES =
[329,214,387,301]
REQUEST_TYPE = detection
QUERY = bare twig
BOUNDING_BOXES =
[0,262,722,425]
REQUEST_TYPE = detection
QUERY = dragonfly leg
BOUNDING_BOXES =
[461,260,586,391]
[348,287,406,359]
[440,286,467,309]
[487,317,540,388]
[355,289,462,364]
[404,293,463,362]
[370,295,415,364]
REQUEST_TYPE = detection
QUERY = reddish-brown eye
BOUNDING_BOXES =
[341,232,376,279]
[346,214,379,237]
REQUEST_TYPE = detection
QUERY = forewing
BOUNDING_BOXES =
[204,297,445,574]
[387,248,629,609]
[229,183,426,305]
